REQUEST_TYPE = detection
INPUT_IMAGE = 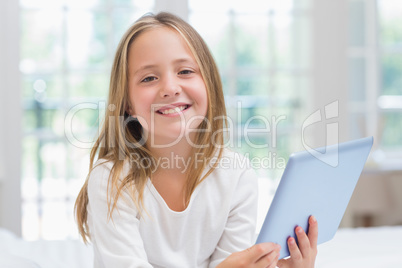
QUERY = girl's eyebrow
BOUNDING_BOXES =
[134,58,196,75]
[173,58,195,65]
[133,64,157,76]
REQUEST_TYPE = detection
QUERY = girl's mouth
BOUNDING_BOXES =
[156,104,191,115]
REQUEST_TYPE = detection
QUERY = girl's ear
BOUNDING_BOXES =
[126,103,135,116]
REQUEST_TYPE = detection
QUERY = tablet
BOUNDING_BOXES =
[256,136,373,259]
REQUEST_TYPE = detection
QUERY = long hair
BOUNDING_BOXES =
[75,12,227,243]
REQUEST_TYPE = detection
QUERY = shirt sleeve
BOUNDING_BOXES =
[87,161,153,268]
[208,167,259,267]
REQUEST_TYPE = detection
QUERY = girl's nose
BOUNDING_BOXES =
[159,76,181,98]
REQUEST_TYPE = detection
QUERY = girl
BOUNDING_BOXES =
[75,12,318,268]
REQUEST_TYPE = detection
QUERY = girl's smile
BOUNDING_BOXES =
[155,102,192,116]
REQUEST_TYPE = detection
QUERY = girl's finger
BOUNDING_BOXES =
[277,258,290,268]
[265,252,280,268]
[308,215,318,249]
[287,236,302,261]
[245,243,277,263]
[295,226,310,256]
[255,247,280,268]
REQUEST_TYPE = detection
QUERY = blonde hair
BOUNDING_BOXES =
[75,12,227,243]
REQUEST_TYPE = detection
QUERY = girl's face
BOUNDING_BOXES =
[127,27,208,146]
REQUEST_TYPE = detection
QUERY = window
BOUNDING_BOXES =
[348,0,402,160]
[189,0,312,179]
[377,0,402,152]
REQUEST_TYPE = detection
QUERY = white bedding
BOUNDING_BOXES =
[1,226,401,268]
[0,229,93,268]
[316,226,402,268]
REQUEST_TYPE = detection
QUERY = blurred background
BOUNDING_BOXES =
[0,0,401,241]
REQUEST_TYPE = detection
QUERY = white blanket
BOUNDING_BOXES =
[0,229,93,268]
[1,226,401,267]
[316,226,402,268]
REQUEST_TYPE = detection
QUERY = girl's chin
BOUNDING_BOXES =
[143,128,200,146]
[140,119,205,144]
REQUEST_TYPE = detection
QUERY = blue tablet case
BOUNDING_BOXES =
[256,136,373,259]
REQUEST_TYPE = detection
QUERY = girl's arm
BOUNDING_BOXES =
[208,167,260,267]
[217,242,281,268]
[87,161,152,268]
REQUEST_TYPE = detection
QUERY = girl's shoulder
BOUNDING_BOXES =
[206,148,258,195]
[88,159,115,181]
[88,157,132,181]
[205,148,257,186]
[87,158,129,189]
[93,158,114,171]
[221,148,249,159]
[90,158,131,175]
[87,159,115,191]
[215,148,253,171]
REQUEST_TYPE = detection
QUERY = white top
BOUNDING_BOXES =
[87,150,258,268]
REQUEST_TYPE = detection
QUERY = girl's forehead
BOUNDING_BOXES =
[131,26,186,50]
[128,25,197,65]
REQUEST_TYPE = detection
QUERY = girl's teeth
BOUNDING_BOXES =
[161,105,186,115]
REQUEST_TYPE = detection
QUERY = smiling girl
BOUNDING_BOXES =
[75,12,317,268]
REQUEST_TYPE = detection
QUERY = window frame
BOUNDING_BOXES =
[0,0,22,236]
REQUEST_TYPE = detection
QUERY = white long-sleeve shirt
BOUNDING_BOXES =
[87,150,258,268]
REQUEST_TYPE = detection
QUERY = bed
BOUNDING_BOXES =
[316,226,402,267]
[0,228,92,268]
[1,226,401,267]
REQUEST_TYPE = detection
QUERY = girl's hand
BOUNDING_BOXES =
[277,215,318,268]
[217,243,281,268]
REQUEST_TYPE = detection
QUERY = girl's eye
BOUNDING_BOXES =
[141,76,157,83]
[178,69,194,75]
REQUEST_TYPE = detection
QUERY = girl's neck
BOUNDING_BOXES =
[146,133,195,170]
